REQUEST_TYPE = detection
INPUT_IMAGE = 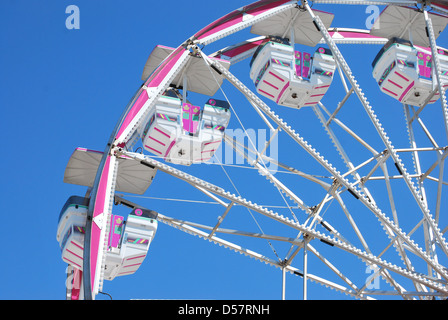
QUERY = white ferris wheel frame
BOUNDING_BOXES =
[72,0,448,300]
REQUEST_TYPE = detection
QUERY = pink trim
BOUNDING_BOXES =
[109,215,124,248]
[394,71,410,82]
[114,46,187,142]
[399,81,415,102]
[383,87,398,97]
[259,89,275,98]
[202,149,216,154]
[276,82,290,103]
[195,0,291,40]
[115,89,149,141]
[145,145,162,155]
[195,10,242,40]
[65,258,82,269]
[124,263,142,268]
[164,139,177,158]
[90,156,111,291]
[67,249,83,260]
[433,2,448,10]
[220,39,268,59]
[127,255,146,261]
[387,79,403,89]
[154,127,170,138]
[304,101,319,105]
[70,241,83,251]
[148,136,166,146]
[246,0,292,16]
[204,140,221,146]
[310,93,325,97]
[315,85,330,89]
[268,71,285,82]
[263,80,279,90]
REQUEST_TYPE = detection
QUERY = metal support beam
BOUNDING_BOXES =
[282,267,286,300]
[209,202,234,238]
[190,44,448,286]
[325,88,354,126]
[423,9,448,142]
[303,0,448,260]
[303,235,309,300]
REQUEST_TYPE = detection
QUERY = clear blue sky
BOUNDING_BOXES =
[1,1,447,300]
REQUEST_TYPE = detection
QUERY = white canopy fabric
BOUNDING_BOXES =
[141,45,231,96]
[141,45,176,81]
[370,6,448,47]
[250,7,334,47]
[64,148,157,195]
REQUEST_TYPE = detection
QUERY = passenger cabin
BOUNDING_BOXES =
[140,91,231,166]
[372,37,448,107]
[57,196,158,280]
[249,37,336,109]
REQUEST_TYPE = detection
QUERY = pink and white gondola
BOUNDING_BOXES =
[249,38,336,108]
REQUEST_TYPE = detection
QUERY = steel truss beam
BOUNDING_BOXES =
[302,0,448,263]
[192,47,448,288]
[115,149,448,295]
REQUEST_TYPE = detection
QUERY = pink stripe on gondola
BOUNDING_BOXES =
[263,80,279,90]
[127,255,147,261]
[387,79,403,89]
[145,145,162,155]
[315,85,330,89]
[259,89,275,98]
[204,140,221,146]
[148,136,166,146]
[394,71,410,82]
[399,81,415,102]
[70,241,83,251]
[268,71,285,82]
[154,127,170,138]
[164,139,177,158]
[276,82,290,104]
[383,87,398,97]
[67,249,83,260]
[65,258,82,269]
[123,263,142,268]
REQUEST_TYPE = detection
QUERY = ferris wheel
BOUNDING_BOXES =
[57,0,448,300]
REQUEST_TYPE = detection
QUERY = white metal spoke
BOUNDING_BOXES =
[115,149,448,294]
[303,0,448,260]
[193,46,448,283]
